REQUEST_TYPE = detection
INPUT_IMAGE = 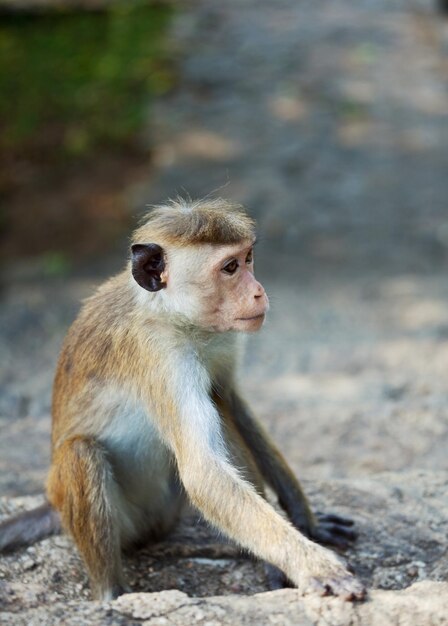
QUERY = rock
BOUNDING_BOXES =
[112,589,313,626]
[0,581,47,611]
[111,585,448,626]
[1,472,448,623]
[112,590,192,620]
[304,582,448,626]
[2,583,448,625]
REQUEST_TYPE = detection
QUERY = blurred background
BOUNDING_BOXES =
[1,0,448,505]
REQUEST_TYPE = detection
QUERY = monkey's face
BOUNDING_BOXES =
[162,240,269,333]
[131,239,269,333]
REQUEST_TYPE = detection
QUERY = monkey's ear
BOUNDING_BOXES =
[131,243,167,292]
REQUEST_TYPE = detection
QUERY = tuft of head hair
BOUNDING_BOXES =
[133,198,256,247]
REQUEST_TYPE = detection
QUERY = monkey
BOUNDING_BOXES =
[0,198,365,602]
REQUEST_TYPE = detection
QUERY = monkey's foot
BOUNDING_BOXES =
[311,512,357,550]
[97,583,132,602]
[264,563,294,590]
[112,584,132,599]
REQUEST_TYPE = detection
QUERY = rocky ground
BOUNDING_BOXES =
[1,0,448,624]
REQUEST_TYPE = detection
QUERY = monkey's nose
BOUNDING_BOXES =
[253,281,266,298]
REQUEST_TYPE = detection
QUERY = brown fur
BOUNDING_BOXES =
[47,436,125,599]
[133,197,255,246]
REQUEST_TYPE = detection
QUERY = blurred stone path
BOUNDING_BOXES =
[139,0,448,484]
[143,0,448,267]
[1,0,448,622]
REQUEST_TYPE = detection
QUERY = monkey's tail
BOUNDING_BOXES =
[0,502,61,553]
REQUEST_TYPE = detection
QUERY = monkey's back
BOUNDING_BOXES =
[50,270,184,542]
[51,271,142,449]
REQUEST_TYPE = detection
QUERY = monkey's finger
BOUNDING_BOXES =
[319,523,358,541]
[305,578,331,596]
[326,576,367,601]
[316,512,355,526]
[312,529,352,550]
[319,530,357,548]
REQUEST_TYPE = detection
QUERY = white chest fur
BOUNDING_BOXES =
[98,389,176,512]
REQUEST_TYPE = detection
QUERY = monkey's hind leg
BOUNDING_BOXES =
[47,436,127,601]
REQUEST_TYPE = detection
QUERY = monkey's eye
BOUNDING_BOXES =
[222,259,239,275]
[246,249,253,264]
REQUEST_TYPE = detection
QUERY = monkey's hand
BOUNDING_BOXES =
[266,543,365,599]
[309,512,357,550]
[299,546,366,601]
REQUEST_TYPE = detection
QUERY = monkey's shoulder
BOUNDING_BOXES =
[52,268,244,434]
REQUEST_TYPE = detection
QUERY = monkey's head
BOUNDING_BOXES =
[130,198,269,333]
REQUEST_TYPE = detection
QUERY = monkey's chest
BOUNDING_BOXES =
[100,401,178,508]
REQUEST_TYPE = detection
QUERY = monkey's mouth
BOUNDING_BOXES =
[237,313,266,321]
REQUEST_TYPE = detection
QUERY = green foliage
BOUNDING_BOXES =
[0,2,173,158]
[337,99,369,121]
[41,251,71,277]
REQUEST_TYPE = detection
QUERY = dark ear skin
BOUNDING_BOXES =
[131,243,166,292]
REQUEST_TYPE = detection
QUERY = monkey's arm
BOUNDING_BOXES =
[145,354,363,599]
[222,390,356,548]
